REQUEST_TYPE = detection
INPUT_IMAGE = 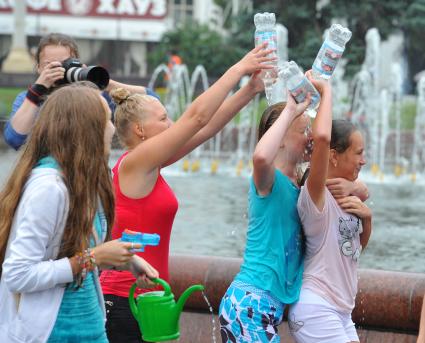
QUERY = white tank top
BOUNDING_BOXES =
[297,184,362,313]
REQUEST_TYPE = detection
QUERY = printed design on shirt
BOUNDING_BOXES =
[288,313,304,333]
[338,216,361,261]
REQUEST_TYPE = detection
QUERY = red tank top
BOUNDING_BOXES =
[100,153,178,297]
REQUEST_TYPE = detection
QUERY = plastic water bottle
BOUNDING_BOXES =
[312,24,352,80]
[254,12,278,105]
[281,61,321,118]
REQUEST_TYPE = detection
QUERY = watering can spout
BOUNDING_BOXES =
[176,284,205,315]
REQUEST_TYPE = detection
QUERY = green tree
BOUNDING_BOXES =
[148,21,243,78]
[402,0,425,84]
[150,0,425,91]
[322,0,411,77]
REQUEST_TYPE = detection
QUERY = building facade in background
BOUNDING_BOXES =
[0,0,251,76]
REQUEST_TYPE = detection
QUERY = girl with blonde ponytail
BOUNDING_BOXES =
[100,45,275,342]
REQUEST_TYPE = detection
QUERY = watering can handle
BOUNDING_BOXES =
[128,283,138,318]
[152,277,172,296]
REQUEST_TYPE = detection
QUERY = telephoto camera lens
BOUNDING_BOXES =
[62,58,110,89]
[65,66,110,90]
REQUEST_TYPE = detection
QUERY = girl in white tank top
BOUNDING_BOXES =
[288,72,372,343]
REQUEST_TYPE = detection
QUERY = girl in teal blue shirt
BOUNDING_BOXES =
[219,93,311,342]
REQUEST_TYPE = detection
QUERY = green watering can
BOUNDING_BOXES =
[128,278,204,342]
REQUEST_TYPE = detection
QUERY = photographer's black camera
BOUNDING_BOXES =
[60,58,110,90]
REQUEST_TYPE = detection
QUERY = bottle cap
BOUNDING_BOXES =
[254,12,276,29]
[329,24,352,43]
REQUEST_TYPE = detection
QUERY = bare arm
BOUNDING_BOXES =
[306,72,333,211]
[70,242,158,287]
[360,216,372,249]
[253,94,311,195]
[127,255,159,288]
[106,79,147,95]
[326,178,369,201]
[337,196,372,250]
[69,240,137,274]
[123,44,275,177]
[353,179,370,201]
[10,61,65,135]
[163,72,265,166]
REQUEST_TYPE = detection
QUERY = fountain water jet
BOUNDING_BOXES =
[411,75,425,179]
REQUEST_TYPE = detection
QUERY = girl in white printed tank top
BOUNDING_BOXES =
[288,72,372,343]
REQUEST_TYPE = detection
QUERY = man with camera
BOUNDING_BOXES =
[4,33,158,150]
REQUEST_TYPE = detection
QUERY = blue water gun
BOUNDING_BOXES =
[120,229,160,252]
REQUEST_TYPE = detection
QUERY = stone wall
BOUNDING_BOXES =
[163,255,423,342]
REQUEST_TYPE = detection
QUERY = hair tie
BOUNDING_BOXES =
[118,95,130,105]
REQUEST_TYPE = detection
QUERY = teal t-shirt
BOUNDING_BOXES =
[47,214,107,343]
[235,169,304,304]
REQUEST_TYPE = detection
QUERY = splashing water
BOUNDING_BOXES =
[357,274,366,340]
[201,291,217,343]
[304,116,313,159]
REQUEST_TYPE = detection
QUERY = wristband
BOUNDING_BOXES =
[74,248,97,287]
[26,83,49,106]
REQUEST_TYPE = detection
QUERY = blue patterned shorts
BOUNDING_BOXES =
[218,281,285,343]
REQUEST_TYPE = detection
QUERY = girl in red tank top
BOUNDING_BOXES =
[100,152,178,298]
[100,45,276,343]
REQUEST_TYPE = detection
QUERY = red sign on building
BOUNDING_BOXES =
[0,0,167,19]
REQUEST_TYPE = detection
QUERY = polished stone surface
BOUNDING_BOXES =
[168,255,423,342]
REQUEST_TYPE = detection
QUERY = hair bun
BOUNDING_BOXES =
[110,88,131,105]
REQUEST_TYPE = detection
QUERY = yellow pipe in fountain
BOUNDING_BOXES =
[236,159,244,177]
[210,160,219,175]
[191,160,200,172]
[182,159,190,172]
[394,164,402,177]
[371,163,380,176]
